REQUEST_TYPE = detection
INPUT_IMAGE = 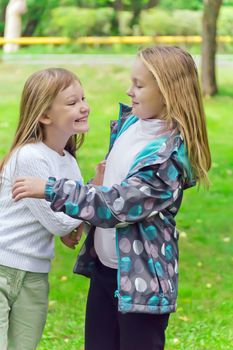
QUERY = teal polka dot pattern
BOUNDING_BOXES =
[155,262,164,277]
[141,224,158,240]
[161,297,170,313]
[160,191,172,199]
[65,202,79,216]
[120,257,132,272]
[98,186,111,192]
[167,164,179,181]
[165,244,173,261]
[128,205,143,218]
[148,258,155,274]
[137,169,154,181]
[97,207,112,219]
[120,295,133,312]
[148,295,160,307]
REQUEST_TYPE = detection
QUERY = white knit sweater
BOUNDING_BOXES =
[0,142,82,273]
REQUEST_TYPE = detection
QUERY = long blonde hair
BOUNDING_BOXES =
[0,68,84,176]
[139,46,211,186]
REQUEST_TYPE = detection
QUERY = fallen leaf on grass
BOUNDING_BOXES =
[173,338,180,344]
[60,275,68,281]
[178,315,189,322]
[222,237,231,243]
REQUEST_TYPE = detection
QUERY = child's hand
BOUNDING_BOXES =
[60,223,84,249]
[12,176,46,201]
[91,160,106,186]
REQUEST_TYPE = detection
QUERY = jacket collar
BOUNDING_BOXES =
[109,103,195,187]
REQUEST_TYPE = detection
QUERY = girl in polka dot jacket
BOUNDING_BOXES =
[13,46,211,350]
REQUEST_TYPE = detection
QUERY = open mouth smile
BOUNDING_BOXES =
[75,117,88,123]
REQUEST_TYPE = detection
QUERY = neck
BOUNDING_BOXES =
[43,128,69,156]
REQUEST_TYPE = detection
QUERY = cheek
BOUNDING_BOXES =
[64,108,77,120]
[56,111,74,128]
[148,90,164,108]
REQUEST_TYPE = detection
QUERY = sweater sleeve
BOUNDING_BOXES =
[45,158,183,228]
[14,148,82,236]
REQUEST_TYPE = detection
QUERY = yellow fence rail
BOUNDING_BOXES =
[0,36,233,46]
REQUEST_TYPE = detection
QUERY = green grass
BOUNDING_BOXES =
[0,62,232,350]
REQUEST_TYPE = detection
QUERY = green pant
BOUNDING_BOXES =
[0,265,49,350]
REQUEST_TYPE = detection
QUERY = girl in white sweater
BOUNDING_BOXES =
[0,68,100,350]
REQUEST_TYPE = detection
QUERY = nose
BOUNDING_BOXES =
[81,101,90,113]
[127,85,134,97]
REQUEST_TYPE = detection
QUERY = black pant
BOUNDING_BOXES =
[85,259,170,350]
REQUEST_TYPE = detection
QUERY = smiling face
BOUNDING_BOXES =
[41,81,90,138]
[127,57,166,120]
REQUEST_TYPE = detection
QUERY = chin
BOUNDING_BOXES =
[132,106,143,118]
[132,108,152,120]
[73,122,89,133]
[132,106,138,115]
[78,125,89,133]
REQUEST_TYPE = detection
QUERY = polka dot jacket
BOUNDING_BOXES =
[45,104,196,315]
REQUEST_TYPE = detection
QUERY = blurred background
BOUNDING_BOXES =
[0,1,233,349]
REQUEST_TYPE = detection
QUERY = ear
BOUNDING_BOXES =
[39,113,52,126]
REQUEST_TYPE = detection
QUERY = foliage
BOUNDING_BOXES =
[159,0,203,10]
[218,6,233,35]
[44,6,113,37]
[35,6,233,37]
[0,0,232,37]
[139,9,202,36]
[22,0,60,36]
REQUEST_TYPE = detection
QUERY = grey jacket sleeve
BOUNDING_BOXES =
[45,158,183,228]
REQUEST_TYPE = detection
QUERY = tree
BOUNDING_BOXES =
[111,0,123,35]
[22,0,59,36]
[201,0,223,96]
[129,0,159,33]
[4,0,27,52]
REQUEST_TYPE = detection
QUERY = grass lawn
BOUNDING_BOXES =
[0,61,232,350]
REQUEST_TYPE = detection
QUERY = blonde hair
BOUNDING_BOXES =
[139,46,211,186]
[0,67,84,176]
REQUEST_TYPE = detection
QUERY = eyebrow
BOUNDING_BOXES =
[132,77,144,84]
[66,94,82,100]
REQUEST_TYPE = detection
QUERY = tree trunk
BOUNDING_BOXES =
[129,0,160,34]
[129,0,142,31]
[4,0,27,53]
[22,2,46,36]
[201,0,223,96]
[111,0,123,35]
